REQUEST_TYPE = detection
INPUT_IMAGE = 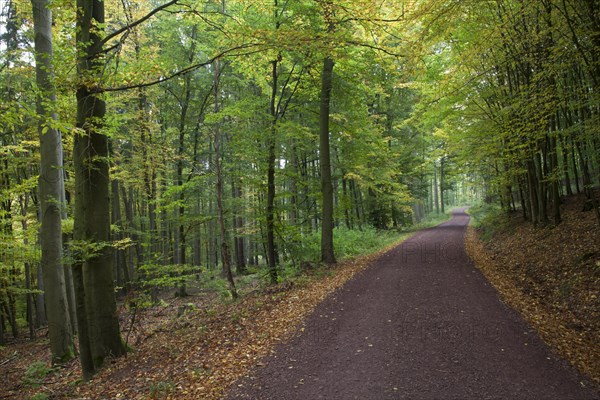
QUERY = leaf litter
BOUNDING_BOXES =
[1,243,397,400]
[466,194,600,384]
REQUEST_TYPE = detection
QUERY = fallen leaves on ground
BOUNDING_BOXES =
[1,242,399,400]
[465,194,600,383]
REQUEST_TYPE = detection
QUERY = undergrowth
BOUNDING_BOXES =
[467,203,511,241]
[134,211,455,300]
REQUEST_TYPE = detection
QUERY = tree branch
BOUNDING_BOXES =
[345,40,404,58]
[95,44,262,93]
[101,0,181,45]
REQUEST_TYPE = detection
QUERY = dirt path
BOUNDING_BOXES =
[226,209,598,399]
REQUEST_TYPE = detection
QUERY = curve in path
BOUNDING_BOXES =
[227,209,598,399]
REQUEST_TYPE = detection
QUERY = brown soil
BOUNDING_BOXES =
[465,194,600,384]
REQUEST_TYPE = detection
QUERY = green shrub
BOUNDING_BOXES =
[29,393,49,400]
[23,361,53,388]
[468,203,509,241]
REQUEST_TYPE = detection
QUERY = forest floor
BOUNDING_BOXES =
[226,207,598,399]
[1,234,411,399]
[466,193,600,385]
[1,198,598,399]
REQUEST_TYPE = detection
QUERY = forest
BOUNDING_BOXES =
[1,0,599,396]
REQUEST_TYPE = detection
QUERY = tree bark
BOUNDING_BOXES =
[75,0,124,375]
[266,56,279,282]
[0,304,4,345]
[319,56,336,264]
[433,163,440,214]
[213,57,237,298]
[31,0,75,363]
[232,181,246,274]
[440,157,445,214]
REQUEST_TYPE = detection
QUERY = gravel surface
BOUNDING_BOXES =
[227,209,599,399]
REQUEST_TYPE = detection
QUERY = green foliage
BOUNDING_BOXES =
[333,227,402,259]
[413,210,453,230]
[23,361,54,388]
[148,380,175,399]
[468,203,510,242]
[137,263,198,290]
[5,0,594,366]
[283,226,403,272]
[29,393,49,400]
[199,272,237,300]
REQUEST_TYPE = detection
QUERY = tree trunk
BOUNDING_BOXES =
[433,165,440,214]
[111,179,129,293]
[213,57,237,298]
[560,135,573,196]
[536,150,548,225]
[25,262,34,340]
[440,158,445,214]
[0,305,4,345]
[75,0,124,376]
[319,56,336,264]
[19,195,35,339]
[72,261,95,379]
[35,265,47,328]
[570,135,581,194]
[527,160,540,225]
[31,0,75,363]
[232,181,246,275]
[549,132,561,225]
[266,56,279,283]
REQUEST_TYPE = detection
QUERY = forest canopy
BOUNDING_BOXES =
[0,0,598,379]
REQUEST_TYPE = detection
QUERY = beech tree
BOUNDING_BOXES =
[74,0,125,377]
[413,0,600,225]
[11,0,595,376]
[31,0,75,363]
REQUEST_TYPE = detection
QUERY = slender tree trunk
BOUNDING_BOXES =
[560,135,573,196]
[570,135,581,194]
[342,177,352,229]
[527,160,540,225]
[120,186,135,284]
[31,0,75,363]
[0,304,4,345]
[25,262,34,339]
[549,132,561,224]
[266,55,279,282]
[232,181,246,274]
[35,265,47,327]
[535,152,548,225]
[213,57,237,298]
[440,158,445,214]
[19,195,35,339]
[433,165,440,214]
[111,180,129,293]
[518,177,528,220]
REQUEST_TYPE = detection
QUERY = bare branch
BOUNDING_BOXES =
[101,0,180,45]
[345,40,405,58]
[96,44,262,93]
